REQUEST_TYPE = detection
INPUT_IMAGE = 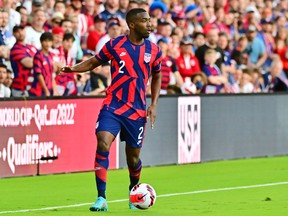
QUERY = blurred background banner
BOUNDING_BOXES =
[0,98,119,178]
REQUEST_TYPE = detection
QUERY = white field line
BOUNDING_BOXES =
[0,181,287,214]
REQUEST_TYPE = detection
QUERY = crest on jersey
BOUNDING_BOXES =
[144,53,151,63]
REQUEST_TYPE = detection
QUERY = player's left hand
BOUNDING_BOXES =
[147,104,157,129]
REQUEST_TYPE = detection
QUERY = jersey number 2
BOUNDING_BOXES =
[138,126,144,140]
[119,60,125,73]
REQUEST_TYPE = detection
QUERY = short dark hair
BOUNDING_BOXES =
[16,5,27,13]
[63,32,75,41]
[60,18,72,27]
[0,63,7,70]
[54,0,65,9]
[40,32,53,42]
[192,32,205,39]
[126,8,147,25]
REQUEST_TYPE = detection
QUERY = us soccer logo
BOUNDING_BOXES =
[144,53,151,63]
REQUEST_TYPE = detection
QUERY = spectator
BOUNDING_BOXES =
[266,58,288,92]
[257,18,275,71]
[203,6,229,35]
[75,51,92,95]
[10,25,37,97]
[117,0,129,19]
[50,12,64,29]
[0,63,11,97]
[192,32,205,52]
[155,19,172,43]
[94,0,105,15]
[173,11,188,37]
[0,9,9,64]
[60,18,82,62]
[157,38,183,95]
[29,32,58,97]
[127,0,139,12]
[1,8,15,49]
[86,15,106,52]
[239,68,254,93]
[243,6,261,32]
[195,27,225,70]
[31,0,45,14]
[166,84,182,94]
[2,0,21,32]
[44,0,56,17]
[51,26,64,49]
[149,0,167,19]
[60,19,73,34]
[4,68,13,88]
[138,1,150,12]
[168,32,180,59]
[251,68,265,92]
[54,0,66,16]
[185,3,203,34]
[55,33,77,96]
[245,24,267,70]
[68,15,84,62]
[82,0,96,17]
[231,36,249,68]
[202,49,227,93]
[100,0,121,22]
[218,32,233,66]
[274,27,288,75]
[25,9,46,50]
[95,18,121,53]
[148,13,158,44]
[176,36,200,81]
[15,5,29,27]
[218,32,236,85]
[191,71,208,94]
[83,62,109,96]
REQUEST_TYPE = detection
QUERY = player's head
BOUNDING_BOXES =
[126,8,152,38]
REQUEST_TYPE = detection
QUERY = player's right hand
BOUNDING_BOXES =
[57,66,72,75]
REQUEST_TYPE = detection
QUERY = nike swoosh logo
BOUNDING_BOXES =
[137,193,148,201]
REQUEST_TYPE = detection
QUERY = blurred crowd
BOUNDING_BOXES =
[0,0,288,98]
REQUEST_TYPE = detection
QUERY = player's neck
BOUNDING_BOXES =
[127,33,144,45]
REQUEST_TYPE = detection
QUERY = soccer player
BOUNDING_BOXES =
[59,8,162,211]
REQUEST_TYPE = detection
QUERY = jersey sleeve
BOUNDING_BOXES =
[202,65,212,77]
[95,39,114,63]
[10,46,30,61]
[33,53,42,75]
[152,47,162,73]
[171,58,178,73]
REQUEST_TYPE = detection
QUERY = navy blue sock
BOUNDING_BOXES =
[128,159,142,191]
[94,151,109,199]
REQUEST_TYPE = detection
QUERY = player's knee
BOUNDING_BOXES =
[127,156,139,168]
[97,139,111,152]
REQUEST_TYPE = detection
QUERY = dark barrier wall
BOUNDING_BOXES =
[200,94,288,161]
[118,97,178,168]
[119,94,288,168]
[1,94,288,177]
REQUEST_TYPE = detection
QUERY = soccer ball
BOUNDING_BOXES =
[129,183,156,210]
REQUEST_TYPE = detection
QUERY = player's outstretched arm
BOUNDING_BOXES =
[59,56,102,74]
[147,71,161,129]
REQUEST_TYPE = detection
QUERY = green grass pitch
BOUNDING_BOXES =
[0,156,288,215]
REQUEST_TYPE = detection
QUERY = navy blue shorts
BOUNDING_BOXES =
[96,110,146,148]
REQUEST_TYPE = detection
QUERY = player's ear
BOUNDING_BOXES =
[129,22,135,30]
